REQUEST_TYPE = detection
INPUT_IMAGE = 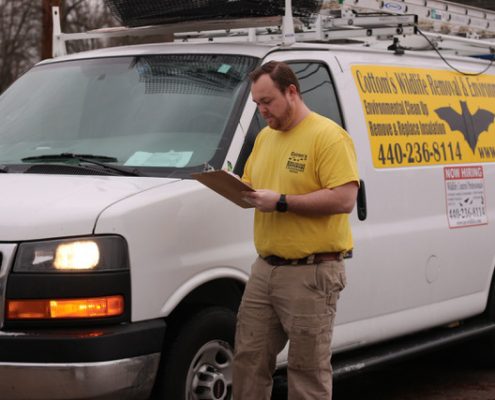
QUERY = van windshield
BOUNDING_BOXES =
[0,54,258,177]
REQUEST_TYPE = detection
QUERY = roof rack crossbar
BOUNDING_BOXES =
[423,31,495,50]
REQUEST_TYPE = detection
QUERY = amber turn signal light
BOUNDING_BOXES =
[7,295,124,319]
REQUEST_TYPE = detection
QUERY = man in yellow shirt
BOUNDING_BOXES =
[233,61,359,400]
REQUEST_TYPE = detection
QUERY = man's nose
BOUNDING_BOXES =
[258,105,268,114]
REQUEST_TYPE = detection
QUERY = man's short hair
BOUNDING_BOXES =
[249,61,301,95]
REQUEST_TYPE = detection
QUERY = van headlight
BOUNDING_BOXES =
[13,236,129,273]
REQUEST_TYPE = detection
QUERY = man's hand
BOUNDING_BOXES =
[242,189,279,212]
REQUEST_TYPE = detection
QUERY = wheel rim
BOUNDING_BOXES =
[186,340,233,400]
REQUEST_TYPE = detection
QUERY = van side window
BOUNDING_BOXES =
[234,61,342,176]
[291,62,343,126]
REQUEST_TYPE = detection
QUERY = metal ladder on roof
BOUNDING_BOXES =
[341,0,495,38]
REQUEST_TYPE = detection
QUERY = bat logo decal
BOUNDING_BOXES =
[435,101,495,153]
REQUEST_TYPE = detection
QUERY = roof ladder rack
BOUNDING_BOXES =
[342,0,495,38]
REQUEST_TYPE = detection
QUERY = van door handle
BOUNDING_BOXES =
[357,179,367,221]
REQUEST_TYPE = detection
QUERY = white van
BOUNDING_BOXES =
[1,1,495,399]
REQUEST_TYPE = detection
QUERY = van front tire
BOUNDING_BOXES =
[153,307,236,400]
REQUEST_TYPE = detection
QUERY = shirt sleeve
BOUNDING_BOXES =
[317,128,360,189]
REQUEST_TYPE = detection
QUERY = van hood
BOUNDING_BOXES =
[0,174,178,241]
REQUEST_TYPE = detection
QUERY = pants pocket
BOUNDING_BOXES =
[288,314,333,371]
[314,260,346,296]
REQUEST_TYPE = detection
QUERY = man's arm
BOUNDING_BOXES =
[241,181,359,216]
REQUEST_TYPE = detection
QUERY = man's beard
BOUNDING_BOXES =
[266,101,293,131]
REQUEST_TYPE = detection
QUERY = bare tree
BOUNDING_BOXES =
[0,0,41,92]
[0,0,117,93]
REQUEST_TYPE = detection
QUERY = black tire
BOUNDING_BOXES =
[153,307,236,400]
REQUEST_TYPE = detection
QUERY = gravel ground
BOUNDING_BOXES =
[272,341,495,400]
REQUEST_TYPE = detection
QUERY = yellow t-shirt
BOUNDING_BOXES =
[242,112,359,259]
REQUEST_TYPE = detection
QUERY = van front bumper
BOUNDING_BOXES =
[0,319,165,400]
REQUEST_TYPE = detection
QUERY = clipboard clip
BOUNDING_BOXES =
[203,162,215,172]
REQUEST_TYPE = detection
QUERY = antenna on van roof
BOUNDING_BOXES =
[282,0,296,45]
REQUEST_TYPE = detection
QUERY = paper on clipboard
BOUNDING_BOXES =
[191,170,255,208]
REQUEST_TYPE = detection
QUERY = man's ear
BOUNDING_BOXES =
[287,84,299,98]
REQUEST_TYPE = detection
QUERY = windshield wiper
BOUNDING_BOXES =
[22,153,118,163]
[21,153,141,177]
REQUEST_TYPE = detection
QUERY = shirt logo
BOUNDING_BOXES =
[286,151,308,173]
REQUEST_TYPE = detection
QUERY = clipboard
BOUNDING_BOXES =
[192,170,255,208]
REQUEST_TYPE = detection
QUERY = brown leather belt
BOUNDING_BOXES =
[263,251,347,266]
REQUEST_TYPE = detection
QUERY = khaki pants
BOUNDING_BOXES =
[233,257,346,400]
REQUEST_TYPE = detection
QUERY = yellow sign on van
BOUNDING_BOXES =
[352,65,495,168]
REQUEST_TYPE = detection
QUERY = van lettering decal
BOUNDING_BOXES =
[352,65,495,167]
